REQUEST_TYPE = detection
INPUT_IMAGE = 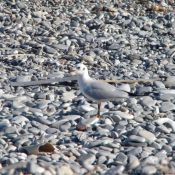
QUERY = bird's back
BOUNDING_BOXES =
[81,79,129,103]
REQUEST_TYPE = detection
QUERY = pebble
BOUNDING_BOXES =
[98,155,107,165]
[155,150,167,161]
[156,125,170,134]
[141,96,156,108]
[43,46,57,54]
[27,162,45,174]
[106,165,125,174]
[138,87,152,94]
[62,92,76,102]
[79,118,99,125]
[76,124,86,131]
[12,101,25,109]
[129,147,142,156]
[115,153,127,163]
[150,142,162,150]
[16,75,31,82]
[129,135,146,143]
[111,111,134,120]
[0,122,11,132]
[78,105,95,112]
[154,118,175,132]
[142,165,157,175]
[138,129,156,142]
[144,156,159,164]
[78,153,96,171]
[160,102,175,112]
[82,56,94,62]
[50,119,69,128]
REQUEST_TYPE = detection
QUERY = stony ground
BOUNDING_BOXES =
[1,0,175,174]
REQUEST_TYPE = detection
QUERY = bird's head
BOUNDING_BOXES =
[70,63,88,75]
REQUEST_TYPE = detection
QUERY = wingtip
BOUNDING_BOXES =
[128,91,152,97]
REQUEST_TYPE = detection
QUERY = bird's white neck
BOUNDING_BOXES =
[77,71,90,81]
[76,71,91,90]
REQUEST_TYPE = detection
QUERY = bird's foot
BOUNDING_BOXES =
[92,114,100,118]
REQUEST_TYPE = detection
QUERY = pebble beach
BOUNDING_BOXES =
[1,0,175,174]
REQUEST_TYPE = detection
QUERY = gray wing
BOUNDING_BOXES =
[83,80,129,101]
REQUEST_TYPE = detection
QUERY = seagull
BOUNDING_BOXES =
[70,63,149,118]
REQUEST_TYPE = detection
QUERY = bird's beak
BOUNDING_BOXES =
[69,69,76,73]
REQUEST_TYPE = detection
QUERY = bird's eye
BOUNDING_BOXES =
[77,67,80,69]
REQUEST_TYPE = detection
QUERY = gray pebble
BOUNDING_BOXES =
[43,46,57,54]
[129,135,146,143]
[138,87,152,94]
[155,150,167,161]
[80,118,99,125]
[15,75,31,82]
[156,125,170,134]
[138,129,156,142]
[98,155,107,165]
[105,165,124,174]
[142,165,157,175]
[51,119,69,128]
[27,162,45,174]
[0,122,11,132]
[150,142,162,150]
[115,153,127,164]
[78,153,96,171]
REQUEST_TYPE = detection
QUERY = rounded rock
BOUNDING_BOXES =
[138,129,156,142]
[142,165,157,175]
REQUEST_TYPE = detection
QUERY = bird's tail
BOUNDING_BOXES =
[127,91,152,97]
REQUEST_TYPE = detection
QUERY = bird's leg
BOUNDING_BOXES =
[97,103,101,118]
[92,103,101,118]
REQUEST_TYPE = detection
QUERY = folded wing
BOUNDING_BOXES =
[83,81,129,101]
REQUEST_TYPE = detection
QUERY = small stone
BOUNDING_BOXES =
[129,160,140,170]
[76,124,86,131]
[155,150,167,161]
[105,118,113,125]
[141,96,156,108]
[138,86,152,94]
[156,125,170,134]
[129,147,142,156]
[111,115,121,122]
[160,102,175,112]
[98,156,107,165]
[43,46,57,54]
[88,140,104,148]
[0,122,11,132]
[80,118,99,125]
[78,153,96,171]
[62,92,76,101]
[12,101,25,109]
[16,75,31,82]
[162,145,172,153]
[111,131,118,139]
[112,111,134,119]
[106,165,125,174]
[144,156,159,164]
[140,151,150,159]
[82,55,94,62]
[150,142,162,150]
[78,105,95,112]
[129,135,146,143]
[50,119,68,128]
[138,129,156,141]
[115,153,127,163]
[142,165,157,175]
[27,162,45,174]
[154,118,175,132]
